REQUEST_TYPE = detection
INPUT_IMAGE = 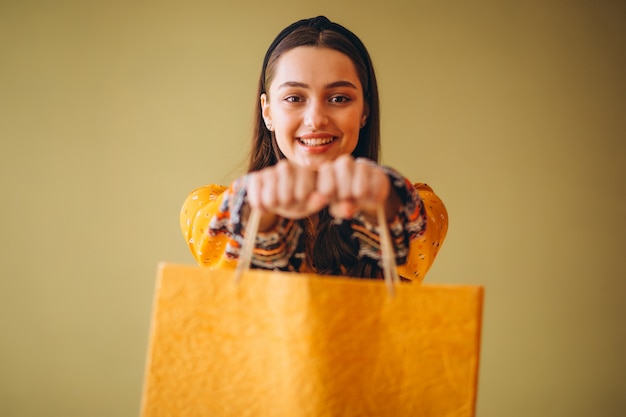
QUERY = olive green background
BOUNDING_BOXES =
[1,0,624,416]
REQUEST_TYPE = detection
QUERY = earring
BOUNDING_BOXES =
[360,116,367,128]
[266,121,273,131]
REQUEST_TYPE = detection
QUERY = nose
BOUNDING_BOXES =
[303,100,328,129]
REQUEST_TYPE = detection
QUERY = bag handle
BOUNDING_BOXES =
[235,207,400,295]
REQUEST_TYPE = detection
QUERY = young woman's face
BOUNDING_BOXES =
[261,46,367,170]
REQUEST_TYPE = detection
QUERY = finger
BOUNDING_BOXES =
[352,158,372,202]
[293,164,316,204]
[305,190,329,214]
[316,161,335,201]
[276,160,295,206]
[369,167,390,205]
[332,155,354,200]
[328,200,357,219]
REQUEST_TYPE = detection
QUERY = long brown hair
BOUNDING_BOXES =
[247,16,384,278]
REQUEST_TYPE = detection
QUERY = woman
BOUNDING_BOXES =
[180,16,447,282]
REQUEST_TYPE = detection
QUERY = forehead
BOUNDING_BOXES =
[270,46,362,90]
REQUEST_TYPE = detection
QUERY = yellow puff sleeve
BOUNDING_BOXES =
[180,184,236,269]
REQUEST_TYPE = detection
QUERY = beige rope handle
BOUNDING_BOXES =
[233,207,261,284]
[376,206,401,295]
[234,207,399,295]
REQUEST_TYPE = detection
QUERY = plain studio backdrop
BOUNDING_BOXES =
[1,1,624,416]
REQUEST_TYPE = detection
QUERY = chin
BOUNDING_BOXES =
[300,160,323,171]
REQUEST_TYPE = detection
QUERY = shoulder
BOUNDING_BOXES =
[413,183,443,203]
[413,182,447,213]
[182,184,228,210]
[188,184,228,201]
[413,182,434,193]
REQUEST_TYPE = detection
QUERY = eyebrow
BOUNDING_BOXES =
[277,80,358,90]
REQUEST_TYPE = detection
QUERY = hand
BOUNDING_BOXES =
[316,155,394,222]
[246,160,329,231]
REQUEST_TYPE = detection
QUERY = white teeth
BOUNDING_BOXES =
[298,137,333,146]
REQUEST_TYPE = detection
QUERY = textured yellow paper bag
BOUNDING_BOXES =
[140,263,483,417]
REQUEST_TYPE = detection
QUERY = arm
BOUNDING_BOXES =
[180,179,304,270]
[180,184,232,268]
[348,168,448,283]
[396,183,449,282]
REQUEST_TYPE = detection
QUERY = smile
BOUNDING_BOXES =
[297,137,335,146]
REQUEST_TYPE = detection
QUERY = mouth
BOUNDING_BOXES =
[297,137,335,147]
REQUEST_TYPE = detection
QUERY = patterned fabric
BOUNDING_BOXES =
[180,167,448,282]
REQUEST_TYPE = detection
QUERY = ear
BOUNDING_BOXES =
[361,102,369,128]
[260,93,272,129]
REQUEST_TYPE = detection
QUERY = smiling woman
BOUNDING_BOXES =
[180,16,448,281]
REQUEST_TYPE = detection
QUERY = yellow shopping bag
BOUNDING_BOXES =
[140,263,483,417]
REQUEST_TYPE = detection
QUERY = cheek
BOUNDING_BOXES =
[272,111,299,132]
[346,114,363,136]
[273,126,295,155]
[348,118,363,151]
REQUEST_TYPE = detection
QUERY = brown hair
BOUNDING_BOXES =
[247,17,384,278]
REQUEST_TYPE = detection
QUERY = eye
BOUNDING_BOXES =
[330,95,352,104]
[284,95,303,103]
